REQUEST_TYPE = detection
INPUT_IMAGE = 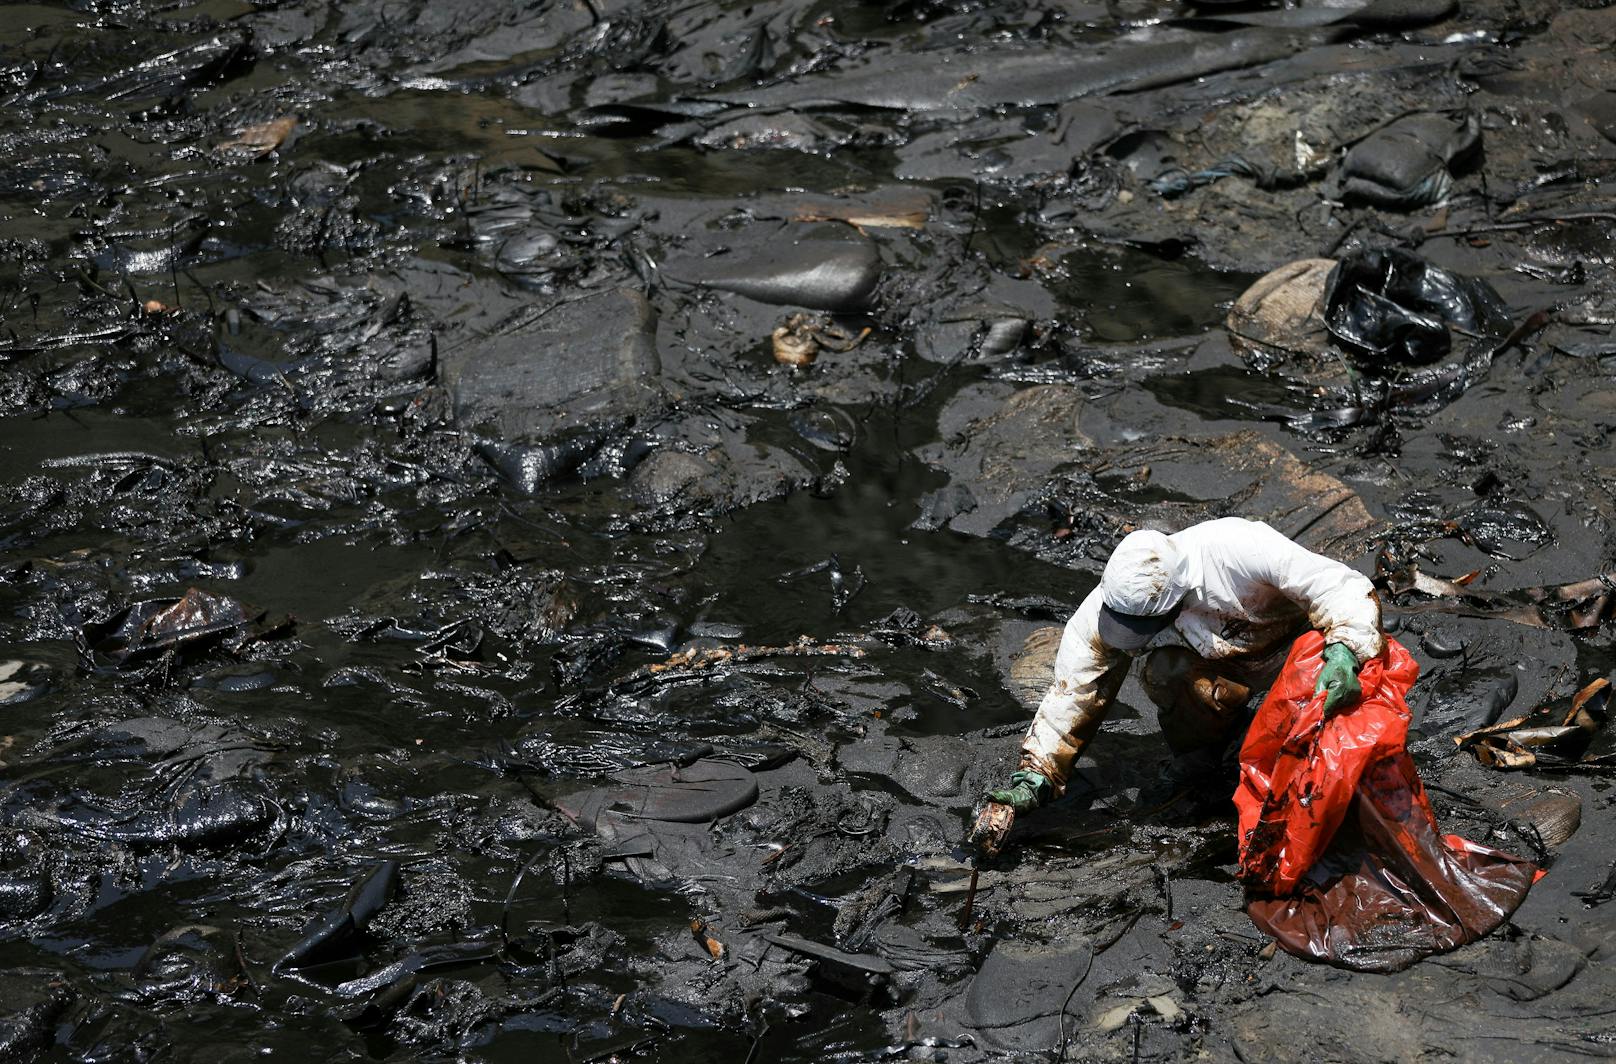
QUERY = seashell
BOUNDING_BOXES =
[1008,626,1062,711]
[772,324,817,366]
[1520,790,1582,848]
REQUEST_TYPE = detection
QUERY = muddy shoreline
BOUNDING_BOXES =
[1,0,1615,1059]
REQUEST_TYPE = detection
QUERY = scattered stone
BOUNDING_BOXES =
[664,227,882,311]
[915,383,1092,537]
[965,940,1094,1050]
[624,442,816,523]
[440,289,662,441]
[565,760,760,826]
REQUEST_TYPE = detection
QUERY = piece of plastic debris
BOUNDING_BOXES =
[1334,112,1480,208]
[1237,632,1538,972]
[1322,247,1510,366]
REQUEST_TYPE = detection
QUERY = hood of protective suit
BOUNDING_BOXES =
[1101,530,1191,616]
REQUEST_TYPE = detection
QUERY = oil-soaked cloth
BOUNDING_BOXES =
[1236,632,1539,972]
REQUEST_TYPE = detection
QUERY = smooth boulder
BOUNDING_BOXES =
[965,940,1095,1050]
[664,227,881,311]
[439,288,662,440]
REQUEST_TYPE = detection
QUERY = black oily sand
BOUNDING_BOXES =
[0,0,1614,1060]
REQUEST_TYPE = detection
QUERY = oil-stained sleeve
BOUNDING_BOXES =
[1018,587,1129,796]
[1245,520,1384,663]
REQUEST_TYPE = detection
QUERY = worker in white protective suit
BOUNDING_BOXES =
[969,517,1383,857]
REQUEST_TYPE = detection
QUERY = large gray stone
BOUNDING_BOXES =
[439,288,661,441]
[966,939,1095,1050]
[663,226,881,311]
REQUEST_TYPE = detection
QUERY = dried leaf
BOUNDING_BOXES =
[1564,677,1611,729]
[1455,714,1532,747]
[1458,676,1611,770]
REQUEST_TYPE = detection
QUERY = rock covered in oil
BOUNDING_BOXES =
[1009,626,1062,711]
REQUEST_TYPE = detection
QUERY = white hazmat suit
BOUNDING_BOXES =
[1021,517,1383,794]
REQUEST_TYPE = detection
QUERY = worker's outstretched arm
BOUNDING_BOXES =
[970,589,1126,857]
[1018,587,1128,794]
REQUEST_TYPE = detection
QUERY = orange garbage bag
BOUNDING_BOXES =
[1235,631,1540,972]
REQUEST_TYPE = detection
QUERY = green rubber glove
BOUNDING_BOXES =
[986,770,1052,813]
[1316,642,1362,716]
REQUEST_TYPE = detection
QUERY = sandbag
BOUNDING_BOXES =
[1336,112,1479,209]
[1235,632,1538,972]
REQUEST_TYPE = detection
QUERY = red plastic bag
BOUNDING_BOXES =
[1235,633,1418,893]
[1235,632,1539,971]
